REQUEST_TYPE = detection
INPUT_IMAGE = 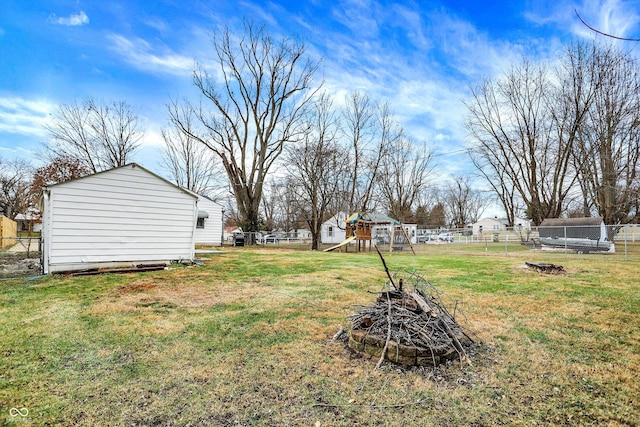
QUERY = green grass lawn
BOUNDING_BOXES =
[1,247,638,426]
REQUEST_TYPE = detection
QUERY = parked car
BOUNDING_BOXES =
[232,232,245,247]
[438,232,454,243]
[375,234,390,244]
[416,232,438,243]
[260,234,279,244]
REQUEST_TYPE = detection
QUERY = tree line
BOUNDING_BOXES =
[466,41,640,226]
[2,23,637,248]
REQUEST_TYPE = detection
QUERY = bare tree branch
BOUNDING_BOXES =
[43,99,143,173]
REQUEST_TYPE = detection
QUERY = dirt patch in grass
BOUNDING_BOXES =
[117,281,159,293]
[0,252,41,278]
[91,275,272,316]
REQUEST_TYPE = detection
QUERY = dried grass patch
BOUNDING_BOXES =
[89,275,272,316]
[3,248,639,426]
[246,248,299,255]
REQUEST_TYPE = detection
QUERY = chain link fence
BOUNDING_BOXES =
[400,224,640,261]
[225,225,640,261]
[3,225,639,278]
[226,231,313,248]
[0,237,42,279]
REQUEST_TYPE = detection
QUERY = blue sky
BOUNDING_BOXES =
[1,0,639,181]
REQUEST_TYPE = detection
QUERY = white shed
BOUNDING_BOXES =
[194,195,224,246]
[321,212,348,244]
[39,164,198,274]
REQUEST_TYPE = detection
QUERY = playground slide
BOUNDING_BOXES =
[323,235,356,252]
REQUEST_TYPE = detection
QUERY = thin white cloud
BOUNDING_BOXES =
[49,11,90,26]
[0,97,54,137]
[140,125,165,149]
[426,10,537,80]
[331,0,381,38]
[302,0,543,184]
[143,17,169,33]
[391,4,430,50]
[107,34,194,76]
[576,0,640,40]
[526,0,640,42]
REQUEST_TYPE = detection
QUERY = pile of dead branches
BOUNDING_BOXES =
[348,270,476,367]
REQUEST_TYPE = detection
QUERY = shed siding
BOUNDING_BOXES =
[194,197,223,245]
[321,212,348,244]
[44,165,196,273]
[539,217,606,240]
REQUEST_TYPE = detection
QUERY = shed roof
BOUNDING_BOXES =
[540,217,604,227]
[346,212,400,225]
[43,163,197,199]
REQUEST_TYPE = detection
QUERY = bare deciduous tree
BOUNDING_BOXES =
[378,136,434,223]
[574,44,640,225]
[468,41,640,226]
[341,92,376,213]
[441,177,490,228]
[168,22,320,233]
[466,60,576,225]
[340,97,400,214]
[0,158,33,219]
[285,93,347,249]
[261,178,302,233]
[162,107,223,198]
[44,99,143,173]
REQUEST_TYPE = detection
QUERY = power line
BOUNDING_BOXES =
[575,9,640,42]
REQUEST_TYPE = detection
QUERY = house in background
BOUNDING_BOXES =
[472,216,531,237]
[39,163,198,274]
[223,226,242,243]
[320,212,348,244]
[292,229,312,239]
[193,195,224,246]
[14,209,42,233]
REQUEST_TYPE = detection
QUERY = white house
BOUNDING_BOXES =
[472,217,531,237]
[321,212,348,244]
[193,195,224,246]
[363,214,416,245]
[39,164,198,274]
[401,223,418,244]
[14,209,42,233]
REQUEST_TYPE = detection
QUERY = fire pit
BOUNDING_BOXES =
[347,271,475,367]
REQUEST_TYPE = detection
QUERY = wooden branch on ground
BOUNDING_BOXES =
[375,291,393,370]
[408,291,437,317]
[439,317,471,365]
[375,245,396,289]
